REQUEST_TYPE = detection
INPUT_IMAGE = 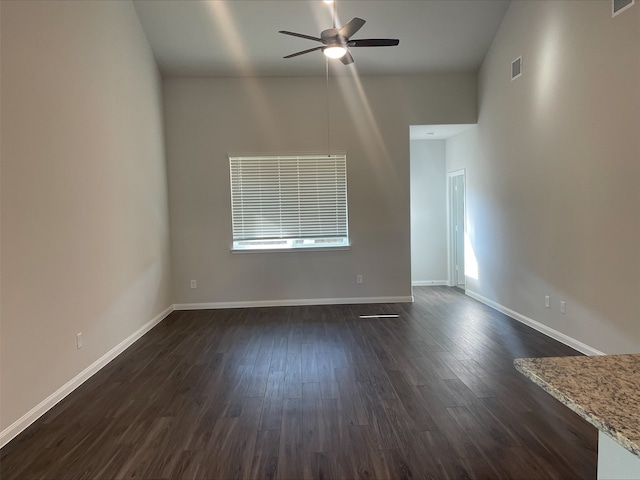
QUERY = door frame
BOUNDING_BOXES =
[446,169,466,287]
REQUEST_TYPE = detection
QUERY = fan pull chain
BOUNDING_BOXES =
[326,57,331,156]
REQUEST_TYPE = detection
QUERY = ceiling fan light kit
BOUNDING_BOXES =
[278,0,400,156]
[279,1,399,66]
[323,45,347,59]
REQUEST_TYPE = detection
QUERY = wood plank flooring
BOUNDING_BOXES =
[0,287,597,479]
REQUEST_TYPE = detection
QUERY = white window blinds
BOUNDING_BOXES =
[229,154,349,250]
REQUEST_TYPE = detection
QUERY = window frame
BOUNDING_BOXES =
[228,153,350,253]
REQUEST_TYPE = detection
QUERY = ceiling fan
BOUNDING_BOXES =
[279,12,399,65]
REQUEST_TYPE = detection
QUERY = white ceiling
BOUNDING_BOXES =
[410,124,475,140]
[133,0,510,77]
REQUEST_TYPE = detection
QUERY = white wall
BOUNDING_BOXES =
[0,0,172,434]
[446,127,478,285]
[467,1,640,353]
[446,127,478,174]
[410,140,447,284]
[163,74,477,305]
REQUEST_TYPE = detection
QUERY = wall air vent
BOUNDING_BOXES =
[613,0,634,16]
[511,56,522,81]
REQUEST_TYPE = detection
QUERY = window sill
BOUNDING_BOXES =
[231,245,351,254]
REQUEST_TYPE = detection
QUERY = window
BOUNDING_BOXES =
[229,154,349,251]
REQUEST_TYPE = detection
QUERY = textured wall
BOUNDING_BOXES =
[470,0,640,353]
[163,74,477,305]
[410,140,448,284]
[0,1,172,430]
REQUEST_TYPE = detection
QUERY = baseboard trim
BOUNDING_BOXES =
[412,280,449,287]
[465,290,604,357]
[174,296,414,310]
[0,305,174,450]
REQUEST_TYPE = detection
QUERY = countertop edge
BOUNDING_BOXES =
[513,358,640,459]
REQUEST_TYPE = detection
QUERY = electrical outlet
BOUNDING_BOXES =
[190,280,197,289]
[76,333,83,349]
[545,295,550,308]
[560,301,566,314]
[356,274,363,284]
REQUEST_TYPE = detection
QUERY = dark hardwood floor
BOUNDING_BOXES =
[1,287,597,479]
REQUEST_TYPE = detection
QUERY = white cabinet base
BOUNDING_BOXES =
[598,432,640,480]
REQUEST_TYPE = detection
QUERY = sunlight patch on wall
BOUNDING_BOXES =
[206,2,280,143]
[464,232,479,280]
[532,11,562,124]
[336,71,401,193]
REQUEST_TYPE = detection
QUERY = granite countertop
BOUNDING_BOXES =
[514,354,640,458]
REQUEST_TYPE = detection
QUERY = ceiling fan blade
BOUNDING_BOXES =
[283,46,324,59]
[340,51,354,65]
[338,17,366,39]
[279,31,324,43]
[348,39,400,47]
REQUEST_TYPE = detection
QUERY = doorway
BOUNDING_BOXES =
[448,170,466,289]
